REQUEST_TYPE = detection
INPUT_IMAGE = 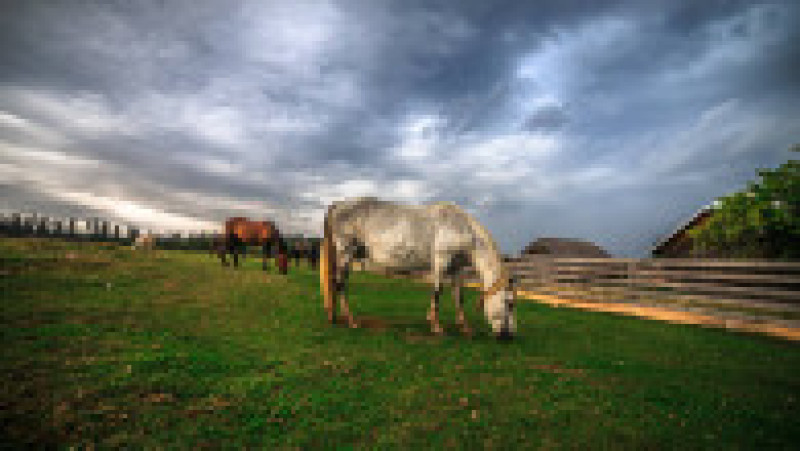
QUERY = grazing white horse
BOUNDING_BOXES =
[320,197,516,340]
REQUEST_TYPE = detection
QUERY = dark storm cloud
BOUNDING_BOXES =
[2,0,799,254]
[522,104,568,132]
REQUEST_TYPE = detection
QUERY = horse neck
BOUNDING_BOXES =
[471,246,503,289]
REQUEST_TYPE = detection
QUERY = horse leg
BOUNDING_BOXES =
[453,276,472,336]
[261,243,268,271]
[336,259,358,328]
[428,255,450,335]
[427,284,444,335]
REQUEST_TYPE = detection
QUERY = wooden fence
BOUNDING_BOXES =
[3,213,132,241]
[498,256,800,312]
[0,211,228,250]
[360,255,800,312]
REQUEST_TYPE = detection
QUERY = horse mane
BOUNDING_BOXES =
[331,196,381,212]
[327,197,382,226]
[431,202,501,259]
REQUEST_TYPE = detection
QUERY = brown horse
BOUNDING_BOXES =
[216,217,281,271]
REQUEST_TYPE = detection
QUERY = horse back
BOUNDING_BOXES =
[257,221,278,242]
[327,199,475,268]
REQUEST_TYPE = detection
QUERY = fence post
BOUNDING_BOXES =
[39,217,48,236]
[12,213,21,237]
[101,221,109,241]
[55,220,63,237]
[627,260,637,302]
[23,214,32,236]
[544,258,555,294]
[68,218,75,238]
[114,224,120,241]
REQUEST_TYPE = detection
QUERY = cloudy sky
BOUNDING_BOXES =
[1,0,798,256]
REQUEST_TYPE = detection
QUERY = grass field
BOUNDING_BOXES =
[2,237,799,448]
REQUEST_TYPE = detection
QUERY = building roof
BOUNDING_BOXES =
[522,237,611,258]
[651,203,716,255]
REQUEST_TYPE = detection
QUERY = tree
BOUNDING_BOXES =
[688,145,799,259]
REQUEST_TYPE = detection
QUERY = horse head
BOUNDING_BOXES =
[483,275,517,340]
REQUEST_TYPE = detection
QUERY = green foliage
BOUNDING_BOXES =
[689,145,799,259]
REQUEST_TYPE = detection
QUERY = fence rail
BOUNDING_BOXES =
[374,255,800,312]
[490,256,800,311]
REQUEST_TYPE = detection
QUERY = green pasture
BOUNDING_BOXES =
[2,238,798,448]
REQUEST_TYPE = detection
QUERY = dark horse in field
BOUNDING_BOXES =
[214,217,282,271]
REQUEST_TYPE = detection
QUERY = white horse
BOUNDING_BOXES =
[320,197,516,340]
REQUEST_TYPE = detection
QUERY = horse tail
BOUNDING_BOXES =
[320,208,337,323]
